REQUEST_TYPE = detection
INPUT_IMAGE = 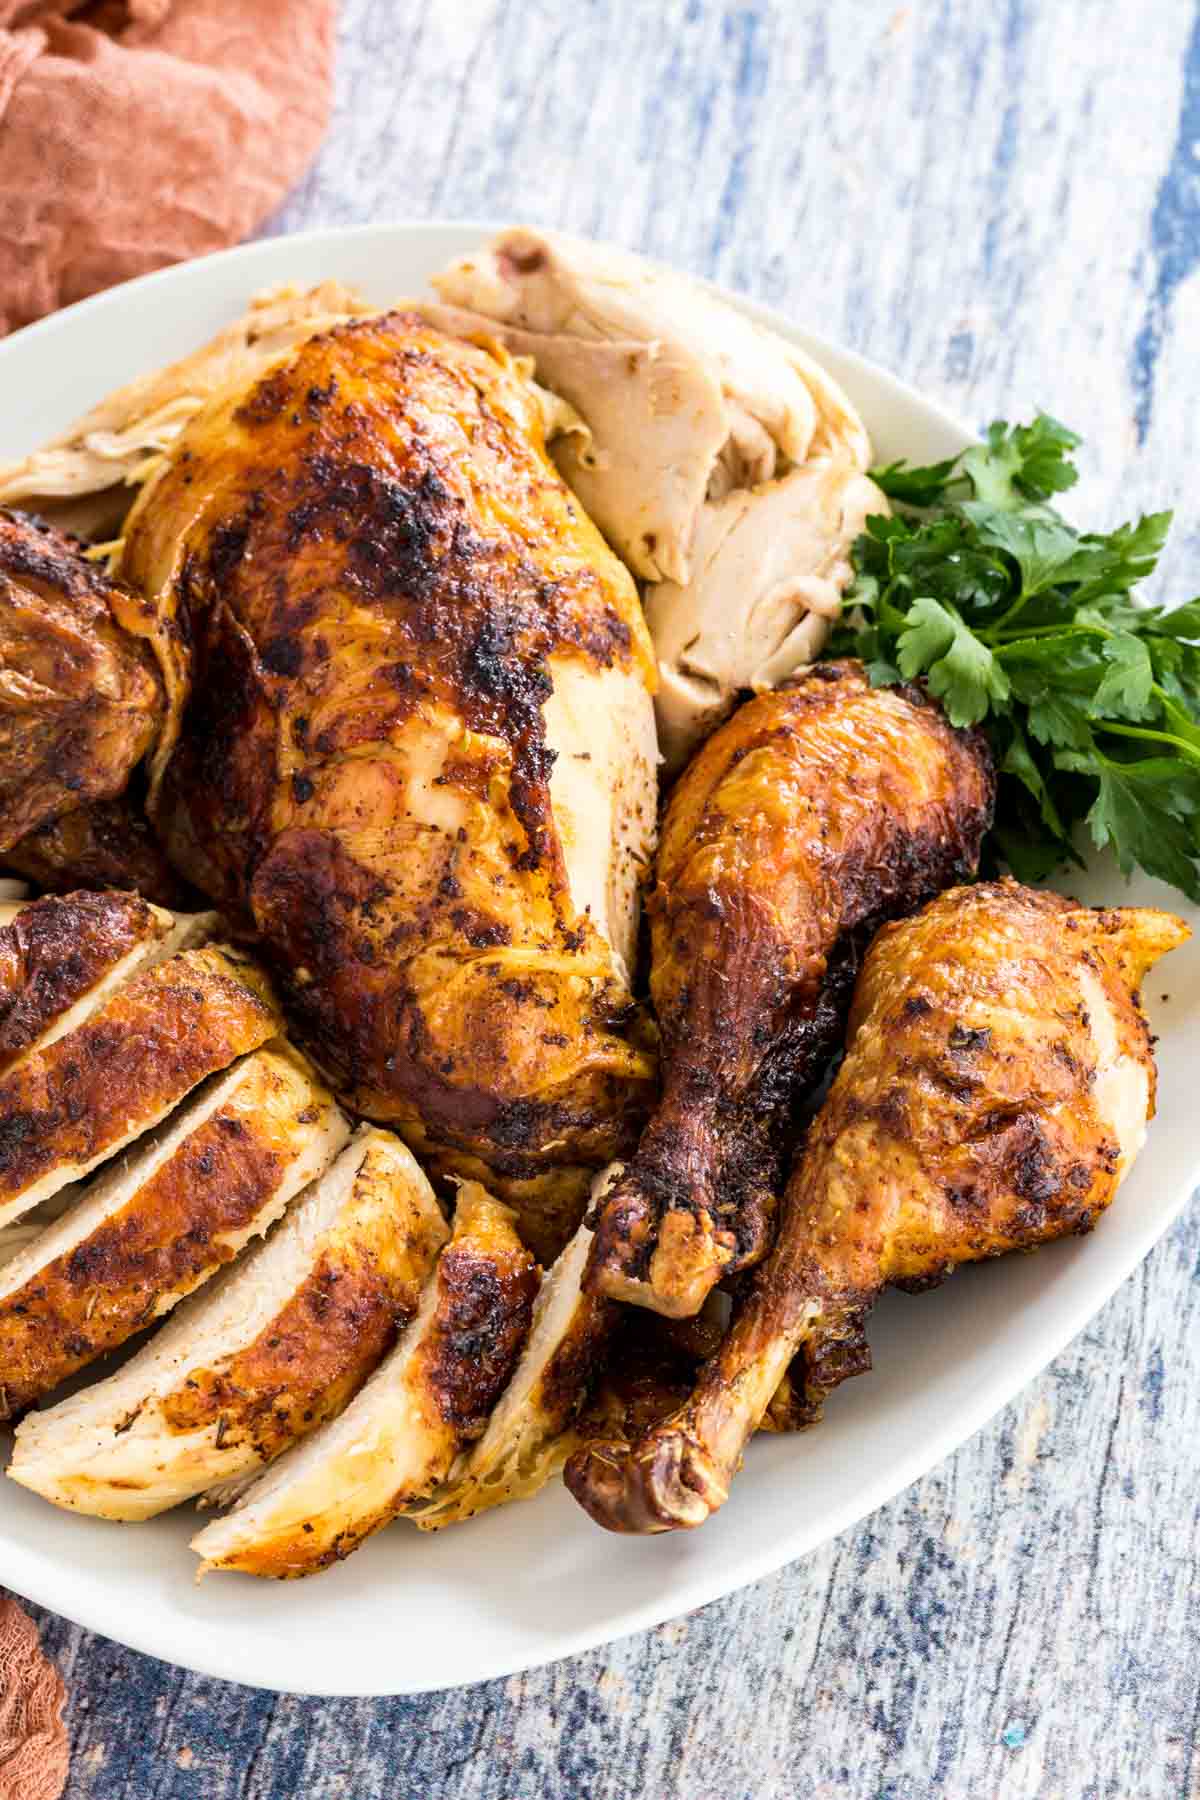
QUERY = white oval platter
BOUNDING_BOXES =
[0,222,1195,1696]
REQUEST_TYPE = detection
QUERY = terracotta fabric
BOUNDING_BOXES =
[0,0,335,334]
[0,1593,68,1800]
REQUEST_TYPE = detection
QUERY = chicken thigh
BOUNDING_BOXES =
[567,882,1189,1531]
[587,662,994,1318]
[118,312,659,1261]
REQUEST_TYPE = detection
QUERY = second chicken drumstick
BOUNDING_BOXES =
[585,660,995,1318]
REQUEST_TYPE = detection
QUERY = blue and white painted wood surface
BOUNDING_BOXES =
[23,2,1200,1794]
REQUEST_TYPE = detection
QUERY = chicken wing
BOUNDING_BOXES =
[428,227,884,763]
[119,312,658,1261]
[567,881,1189,1532]
[0,1044,348,1417]
[587,662,994,1318]
[190,1184,537,1576]
[9,1127,447,1520]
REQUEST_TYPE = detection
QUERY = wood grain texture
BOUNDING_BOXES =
[20,0,1200,1794]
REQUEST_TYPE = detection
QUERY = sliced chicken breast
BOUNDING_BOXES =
[645,460,886,770]
[190,1185,537,1578]
[0,1044,348,1418]
[0,942,277,1232]
[428,227,885,764]
[0,893,215,1078]
[430,226,859,583]
[8,1127,449,1520]
[410,1214,615,1529]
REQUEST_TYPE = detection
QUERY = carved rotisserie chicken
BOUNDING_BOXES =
[115,312,658,1260]
[586,663,995,1319]
[567,882,1189,1532]
[0,247,1189,1571]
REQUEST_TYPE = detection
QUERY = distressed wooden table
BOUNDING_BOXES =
[25,2,1200,1794]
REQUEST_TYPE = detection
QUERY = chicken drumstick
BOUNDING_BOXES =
[568,881,1189,1531]
[586,661,995,1318]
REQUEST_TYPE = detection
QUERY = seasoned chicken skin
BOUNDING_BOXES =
[190,1184,537,1576]
[0,512,164,856]
[429,227,885,764]
[411,1203,616,1529]
[0,891,195,1078]
[0,942,278,1232]
[567,882,1189,1532]
[9,1128,447,1520]
[0,1044,348,1417]
[587,663,995,1318]
[120,312,658,1261]
[2,795,193,909]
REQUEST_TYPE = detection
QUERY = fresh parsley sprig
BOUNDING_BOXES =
[827,415,1200,900]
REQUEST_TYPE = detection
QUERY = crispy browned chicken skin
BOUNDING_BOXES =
[586,661,995,1318]
[2,794,192,909]
[567,881,1189,1532]
[0,889,165,1077]
[0,511,164,876]
[119,313,659,1261]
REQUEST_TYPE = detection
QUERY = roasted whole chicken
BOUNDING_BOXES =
[0,251,884,1263]
[567,881,1189,1532]
[586,662,995,1319]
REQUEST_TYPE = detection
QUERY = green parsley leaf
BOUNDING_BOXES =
[961,415,1080,508]
[960,502,1081,596]
[870,455,962,508]
[894,596,1010,728]
[1156,596,1200,640]
[826,411,1200,899]
[1050,513,1171,602]
[1089,632,1157,721]
[1056,754,1200,902]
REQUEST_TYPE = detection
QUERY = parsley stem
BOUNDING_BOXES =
[1097,720,1200,765]
[990,623,1110,650]
[990,589,1035,633]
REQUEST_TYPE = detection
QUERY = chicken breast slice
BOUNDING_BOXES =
[190,1184,538,1577]
[8,1127,449,1520]
[0,893,216,1079]
[410,1206,616,1530]
[541,662,658,984]
[0,1044,348,1418]
[0,942,278,1233]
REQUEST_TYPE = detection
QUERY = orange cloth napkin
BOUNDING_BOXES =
[0,1593,67,1800]
[0,0,335,335]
